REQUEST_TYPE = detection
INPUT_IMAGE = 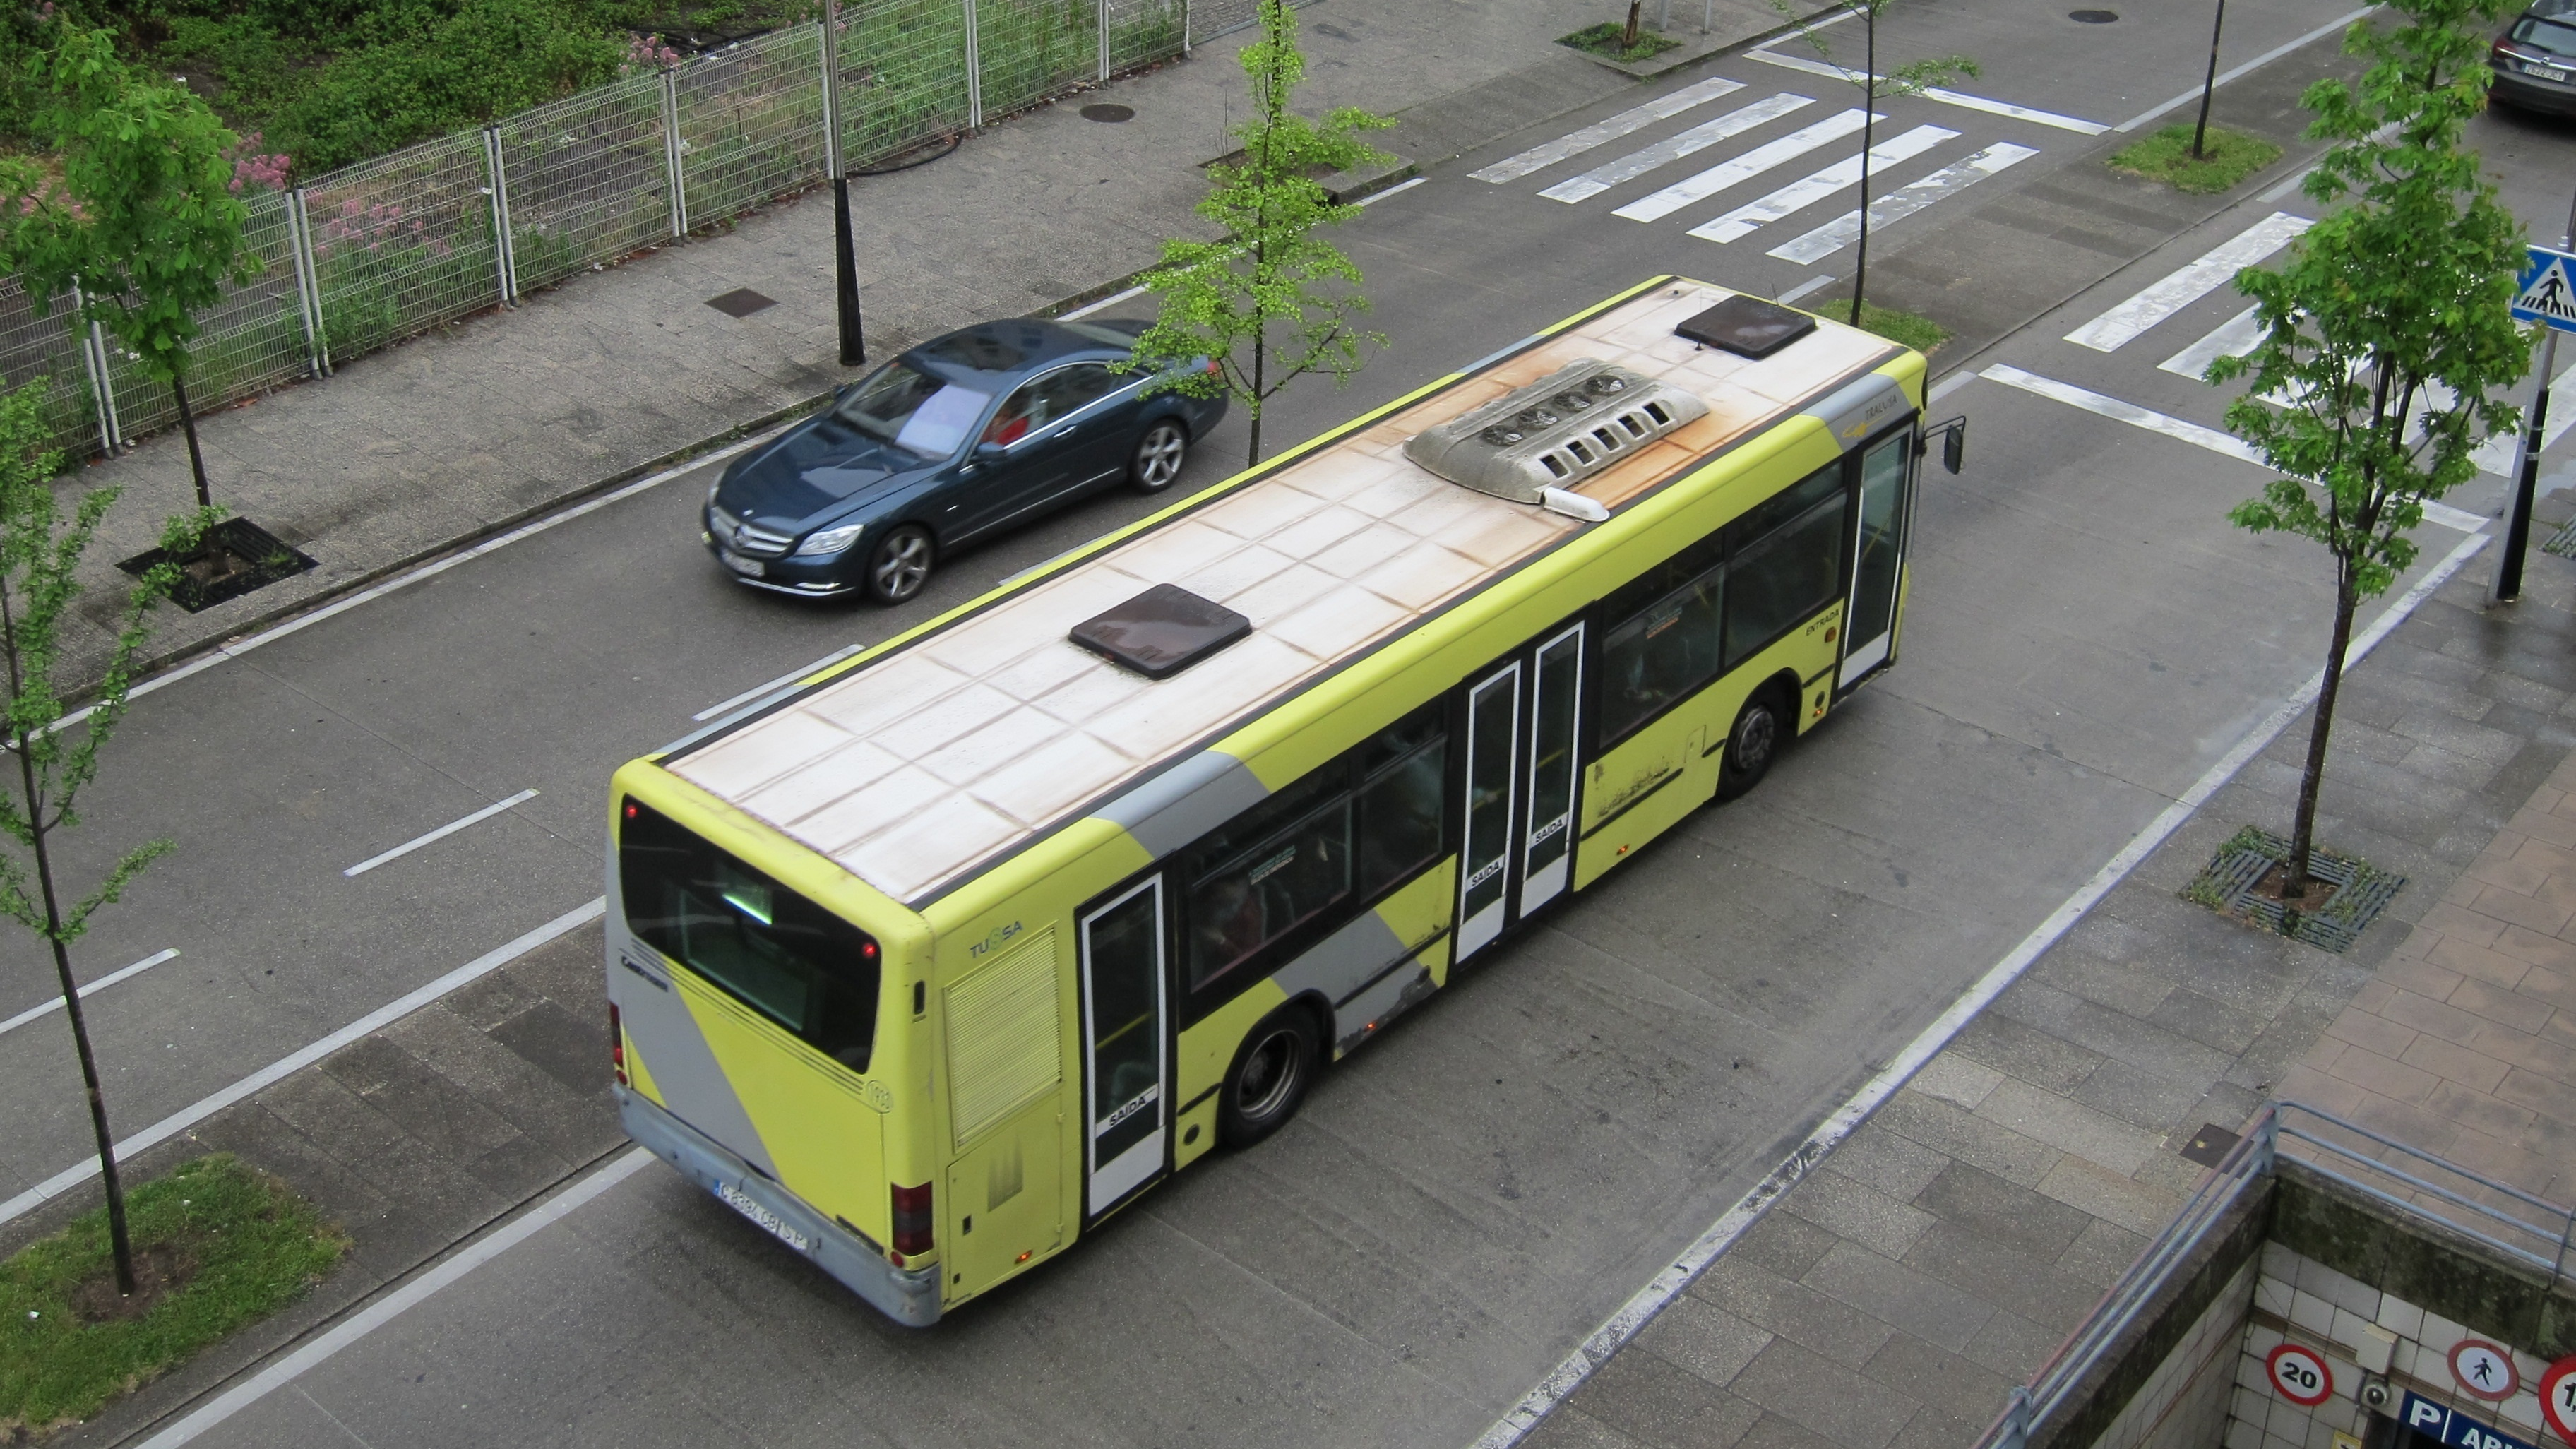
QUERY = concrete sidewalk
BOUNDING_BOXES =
[43,0,1787,688]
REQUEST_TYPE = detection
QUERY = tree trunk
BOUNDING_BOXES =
[172,374,213,512]
[1623,0,1642,50]
[1849,12,1877,328]
[2284,560,2358,894]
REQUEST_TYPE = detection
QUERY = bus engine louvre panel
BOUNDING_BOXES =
[1403,359,1709,504]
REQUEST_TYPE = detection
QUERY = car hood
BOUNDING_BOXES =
[717,417,938,527]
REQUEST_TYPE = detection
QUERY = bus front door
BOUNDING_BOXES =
[1079,877,1168,1218]
[1456,620,1588,967]
[1839,431,1914,688]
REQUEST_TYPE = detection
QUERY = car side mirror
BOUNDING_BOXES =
[973,441,1010,463]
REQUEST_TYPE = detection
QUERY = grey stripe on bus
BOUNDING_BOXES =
[1092,749,1270,860]
[1269,902,1413,1015]
[609,927,782,1181]
[1800,369,1912,450]
[1335,965,1436,1056]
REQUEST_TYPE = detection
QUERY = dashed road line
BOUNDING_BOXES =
[0,950,180,1041]
[342,789,540,878]
[2112,8,2377,132]
[1471,76,1749,184]
[1689,124,1957,243]
[1767,142,2038,264]
[1746,50,2107,133]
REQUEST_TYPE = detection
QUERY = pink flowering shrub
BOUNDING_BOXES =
[623,33,684,74]
[225,131,293,193]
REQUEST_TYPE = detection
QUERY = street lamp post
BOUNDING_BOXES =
[820,0,866,366]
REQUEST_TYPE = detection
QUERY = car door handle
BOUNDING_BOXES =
[1047,425,1073,439]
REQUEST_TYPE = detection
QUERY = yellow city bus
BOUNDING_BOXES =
[604,277,1951,1324]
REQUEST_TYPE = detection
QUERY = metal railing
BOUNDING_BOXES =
[1,0,1285,466]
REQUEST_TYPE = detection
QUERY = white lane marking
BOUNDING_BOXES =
[1775,275,1835,306]
[2260,166,2318,203]
[1611,108,1876,222]
[134,1146,656,1449]
[1541,94,1816,205]
[1928,370,1974,404]
[1354,176,1427,205]
[1474,524,2491,1449]
[1471,76,1749,184]
[1061,285,1148,320]
[2113,9,2376,132]
[342,790,539,878]
[2158,305,2263,381]
[693,645,866,722]
[1689,124,1957,243]
[2064,213,2312,352]
[0,898,605,1229]
[51,427,792,739]
[0,950,180,1041]
[1746,50,2108,133]
[1767,143,2037,264]
[1980,364,2489,534]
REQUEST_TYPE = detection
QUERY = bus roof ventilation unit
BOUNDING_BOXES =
[1674,294,1816,359]
[1403,359,1708,505]
[1069,583,1253,679]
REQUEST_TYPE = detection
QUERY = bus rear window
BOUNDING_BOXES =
[619,799,881,1073]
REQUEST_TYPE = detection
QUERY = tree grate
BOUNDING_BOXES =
[2181,827,2404,953]
[2543,517,2576,558]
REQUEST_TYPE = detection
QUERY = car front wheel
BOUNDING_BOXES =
[864,524,934,605]
[1130,420,1189,493]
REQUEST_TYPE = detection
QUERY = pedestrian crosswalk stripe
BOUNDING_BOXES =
[1746,50,2109,133]
[1688,124,1957,243]
[2158,306,2263,381]
[1767,142,2039,265]
[2065,212,2311,352]
[1470,76,1749,184]
[2472,358,2576,475]
[1539,94,1816,204]
[1612,108,1878,222]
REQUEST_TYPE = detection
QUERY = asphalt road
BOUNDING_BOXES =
[11,6,2575,1445]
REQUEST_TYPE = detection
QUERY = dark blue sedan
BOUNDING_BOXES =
[704,317,1228,602]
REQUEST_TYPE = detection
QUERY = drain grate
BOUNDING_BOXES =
[2185,828,2404,953]
[2544,516,2576,558]
[705,288,776,318]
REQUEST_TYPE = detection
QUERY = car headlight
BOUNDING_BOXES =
[796,523,866,556]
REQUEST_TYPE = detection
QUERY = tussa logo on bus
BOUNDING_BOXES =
[967,919,1025,958]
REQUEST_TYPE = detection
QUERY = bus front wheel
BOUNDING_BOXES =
[1718,687,1790,801]
[1220,1006,1319,1147]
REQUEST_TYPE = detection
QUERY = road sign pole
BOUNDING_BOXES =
[2494,325,2555,604]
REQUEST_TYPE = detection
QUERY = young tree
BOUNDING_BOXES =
[1770,0,1975,327]
[0,23,260,512]
[0,379,208,1296]
[1127,0,1393,466]
[2206,0,2526,895]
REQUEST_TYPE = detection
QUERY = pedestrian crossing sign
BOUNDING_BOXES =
[2514,245,2576,330]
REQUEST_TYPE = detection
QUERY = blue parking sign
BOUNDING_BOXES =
[2402,1391,2541,1449]
[2514,246,2576,330]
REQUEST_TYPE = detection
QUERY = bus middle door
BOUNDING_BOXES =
[1454,620,1587,968]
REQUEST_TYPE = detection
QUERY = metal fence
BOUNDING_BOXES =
[1,0,1283,465]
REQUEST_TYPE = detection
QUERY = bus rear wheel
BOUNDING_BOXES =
[1718,686,1791,801]
[1220,1006,1319,1147]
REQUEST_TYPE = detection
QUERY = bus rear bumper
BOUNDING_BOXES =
[616,1088,942,1326]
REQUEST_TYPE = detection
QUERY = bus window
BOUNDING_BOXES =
[1185,782,1354,991]
[620,800,883,1071]
[1724,487,1847,669]
[1356,732,1445,895]
[1599,550,1724,746]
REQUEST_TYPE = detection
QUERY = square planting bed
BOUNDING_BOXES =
[117,517,316,614]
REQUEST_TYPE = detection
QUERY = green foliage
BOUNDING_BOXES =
[1126,0,1393,465]
[0,1155,348,1433]
[2109,124,2284,193]
[1848,301,1948,352]
[1557,21,1681,62]
[0,24,258,393]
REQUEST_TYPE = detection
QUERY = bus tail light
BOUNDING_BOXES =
[608,1003,628,1087]
[890,1181,934,1260]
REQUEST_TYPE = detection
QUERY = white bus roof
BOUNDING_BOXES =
[668,281,1900,905]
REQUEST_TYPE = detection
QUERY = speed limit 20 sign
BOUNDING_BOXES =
[2270,1343,2335,1407]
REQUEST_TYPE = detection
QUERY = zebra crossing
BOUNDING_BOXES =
[1472,59,2080,267]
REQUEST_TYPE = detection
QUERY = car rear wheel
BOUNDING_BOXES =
[1130,421,1189,493]
[864,525,934,605]
[1218,1006,1318,1147]
[1717,686,1791,801]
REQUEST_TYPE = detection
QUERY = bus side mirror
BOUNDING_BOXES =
[1921,415,1967,475]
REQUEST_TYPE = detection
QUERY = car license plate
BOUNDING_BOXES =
[2538,64,2570,81]
[716,1181,811,1252]
[720,550,765,578]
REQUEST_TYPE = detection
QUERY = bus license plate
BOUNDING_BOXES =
[716,1181,811,1253]
[720,551,766,578]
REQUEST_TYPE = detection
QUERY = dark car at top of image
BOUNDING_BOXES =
[703,316,1227,603]
[2492,0,2576,116]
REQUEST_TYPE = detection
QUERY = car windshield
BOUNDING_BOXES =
[2512,13,2576,52]
[832,362,992,460]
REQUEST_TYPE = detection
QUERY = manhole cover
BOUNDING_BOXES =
[2178,1123,2241,1169]
[705,287,776,318]
[1081,103,1135,122]
[2068,8,2119,20]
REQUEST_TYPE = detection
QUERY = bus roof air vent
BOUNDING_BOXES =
[1069,583,1252,679]
[1403,359,1708,505]
[1674,294,1815,359]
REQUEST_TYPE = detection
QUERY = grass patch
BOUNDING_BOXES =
[2108,124,2284,194]
[1,1155,347,1436]
[1557,21,1682,63]
[1842,302,1950,354]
